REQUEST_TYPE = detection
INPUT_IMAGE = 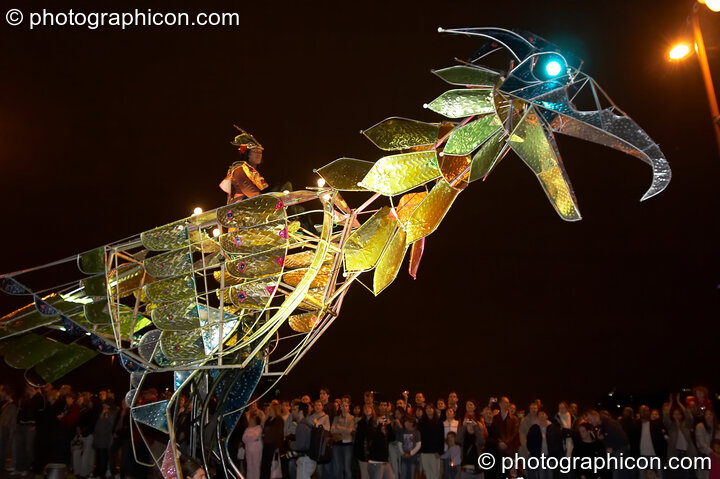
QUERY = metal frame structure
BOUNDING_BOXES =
[0,27,671,479]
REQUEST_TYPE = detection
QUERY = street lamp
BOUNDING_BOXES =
[669,1,720,153]
[668,43,691,61]
[699,0,720,12]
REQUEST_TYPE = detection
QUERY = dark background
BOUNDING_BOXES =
[1,0,718,412]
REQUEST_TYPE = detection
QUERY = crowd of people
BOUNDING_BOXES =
[231,387,720,479]
[0,383,719,479]
[0,382,151,479]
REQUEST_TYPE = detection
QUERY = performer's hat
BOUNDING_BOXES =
[230,125,264,152]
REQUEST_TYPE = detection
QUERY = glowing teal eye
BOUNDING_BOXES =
[546,61,562,76]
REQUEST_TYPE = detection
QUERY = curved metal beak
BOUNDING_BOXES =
[528,78,671,201]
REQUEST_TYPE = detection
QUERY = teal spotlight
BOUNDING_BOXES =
[546,60,562,76]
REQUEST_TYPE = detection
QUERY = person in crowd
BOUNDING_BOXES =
[630,405,667,479]
[243,413,264,479]
[490,397,519,451]
[282,399,301,479]
[112,399,131,479]
[488,397,500,413]
[34,386,54,474]
[400,392,410,415]
[400,416,421,479]
[93,399,118,479]
[0,385,18,471]
[355,404,375,479]
[290,402,316,479]
[234,398,252,472]
[663,394,697,479]
[390,406,405,479]
[440,431,461,479]
[261,402,285,479]
[377,401,391,423]
[572,422,606,479]
[419,403,444,479]
[414,394,426,412]
[331,402,355,479]
[353,405,363,420]
[527,410,563,479]
[301,395,312,405]
[395,399,409,416]
[696,409,719,453]
[364,392,375,409]
[278,399,299,479]
[693,386,714,421]
[695,408,717,479]
[175,395,192,456]
[73,392,97,478]
[487,397,519,479]
[555,401,575,457]
[447,393,461,419]
[585,410,632,479]
[180,458,207,479]
[235,406,250,477]
[619,407,635,441]
[308,399,330,479]
[570,403,579,419]
[71,420,84,475]
[319,388,336,423]
[139,388,157,405]
[479,407,493,439]
[443,406,459,446]
[366,414,395,479]
[663,394,696,479]
[46,388,65,465]
[248,401,267,427]
[685,398,700,429]
[456,401,484,479]
[13,384,43,474]
[281,400,293,437]
[436,399,447,422]
[519,401,539,459]
[57,391,79,468]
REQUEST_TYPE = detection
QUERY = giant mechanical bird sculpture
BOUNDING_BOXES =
[0,28,670,478]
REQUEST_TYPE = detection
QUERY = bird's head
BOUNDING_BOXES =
[434,27,671,218]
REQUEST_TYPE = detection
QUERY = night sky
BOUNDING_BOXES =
[1,0,719,411]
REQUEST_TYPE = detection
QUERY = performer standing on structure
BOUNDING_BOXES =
[219,126,269,203]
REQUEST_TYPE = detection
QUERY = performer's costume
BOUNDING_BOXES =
[220,161,268,202]
[219,127,268,203]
